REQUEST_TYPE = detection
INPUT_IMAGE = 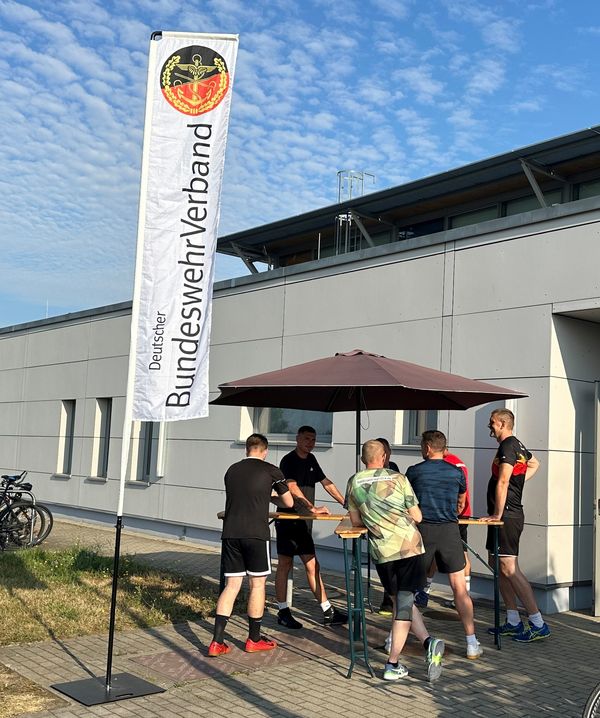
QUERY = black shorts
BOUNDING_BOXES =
[376,554,426,595]
[222,538,271,577]
[459,523,468,545]
[419,523,466,574]
[486,515,524,556]
[275,519,315,557]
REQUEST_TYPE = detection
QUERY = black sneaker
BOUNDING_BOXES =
[277,608,303,629]
[323,607,347,626]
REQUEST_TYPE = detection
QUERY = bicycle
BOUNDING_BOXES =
[584,682,600,718]
[0,471,54,550]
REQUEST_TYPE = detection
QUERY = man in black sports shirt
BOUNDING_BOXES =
[208,433,293,657]
[480,409,550,643]
[275,426,347,629]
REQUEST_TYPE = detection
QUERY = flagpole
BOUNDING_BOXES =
[51,32,165,706]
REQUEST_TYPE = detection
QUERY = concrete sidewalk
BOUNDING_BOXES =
[2,519,599,718]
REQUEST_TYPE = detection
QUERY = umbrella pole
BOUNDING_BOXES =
[355,390,361,472]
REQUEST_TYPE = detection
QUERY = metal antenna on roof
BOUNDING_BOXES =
[335,170,375,256]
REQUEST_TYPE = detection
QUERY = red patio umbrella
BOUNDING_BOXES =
[211,349,527,467]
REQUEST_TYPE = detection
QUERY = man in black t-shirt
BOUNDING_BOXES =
[275,426,347,629]
[209,433,293,657]
[480,409,550,643]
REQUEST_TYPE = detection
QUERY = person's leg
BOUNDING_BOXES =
[499,556,539,615]
[383,592,411,680]
[300,553,325,603]
[210,575,244,654]
[216,575,244,617]
[448,570,475,636]
[245,575,277,651]
[275,554,294,603]
[299,552,347,623]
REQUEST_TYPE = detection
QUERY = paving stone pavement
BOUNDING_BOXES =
[1,519,599,718]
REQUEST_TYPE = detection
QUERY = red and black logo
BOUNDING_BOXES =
[161,45,230,115]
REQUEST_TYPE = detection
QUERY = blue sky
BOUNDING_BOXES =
[0,0,598,326]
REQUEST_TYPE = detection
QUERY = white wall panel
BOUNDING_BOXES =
[283,254,445,336]
[451,305,552,379]
[25,324,91,366]
[0,335,26,370]
[546,450,594,526]
[548,377,595,453]
[211,285,285,344]
[22,364,88,401]
[88,315,130,359]
[454,221,600,315]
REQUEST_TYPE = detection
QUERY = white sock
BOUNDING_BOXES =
[528,611,543,628]
[424,577,433,594]
[465,634,478,646]
[320,600,332,612]
[506,609,520,626]
[278,602,289,611]
[465,576,471,594]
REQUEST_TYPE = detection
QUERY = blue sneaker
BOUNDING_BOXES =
[513,621,551,643]
[414,590,429,608]
[486,620,524,637]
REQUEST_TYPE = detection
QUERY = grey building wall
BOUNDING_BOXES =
[1,196,600,612]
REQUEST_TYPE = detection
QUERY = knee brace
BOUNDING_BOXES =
[394,590,414,621]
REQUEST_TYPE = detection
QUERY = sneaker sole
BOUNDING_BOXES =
[466,652,483,660]
[245,645,277,653]
[427,640,445,682]
[207,648,231,657]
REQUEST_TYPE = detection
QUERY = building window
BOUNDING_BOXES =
[130,421,166,481]
[405,410,438,445]
[92,398,112,478]
[449,206,498,229]
[504,189,562,216]
[139,421,159,480]
[253,408,333,442]
[58,399,76,474]
[576,179,600,200]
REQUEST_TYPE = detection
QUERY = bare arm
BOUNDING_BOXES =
[408,504,422,523]
[288,480,330,515]
[277,489,294,509]
[349,508,364,527]
[457,491,466,515]
[321,477,345,506]
[525,455,540,481]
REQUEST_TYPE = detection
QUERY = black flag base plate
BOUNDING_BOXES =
[51,672,165,706]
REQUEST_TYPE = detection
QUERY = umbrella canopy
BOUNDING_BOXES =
[211,349,527,412]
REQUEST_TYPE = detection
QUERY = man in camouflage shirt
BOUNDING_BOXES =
[347,440,444,682]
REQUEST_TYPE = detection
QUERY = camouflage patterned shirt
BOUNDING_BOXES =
[346,468,424,564]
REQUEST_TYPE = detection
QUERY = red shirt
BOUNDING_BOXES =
[444,453,471,517]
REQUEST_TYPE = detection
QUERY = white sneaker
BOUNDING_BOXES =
[383,662,409,680]
[466,641,483,660]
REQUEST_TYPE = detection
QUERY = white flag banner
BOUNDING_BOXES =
[131,32,238,422]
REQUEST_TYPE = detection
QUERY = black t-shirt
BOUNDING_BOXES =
[487,435,532,517]
[279,450,326,514]
[222,458,288,540]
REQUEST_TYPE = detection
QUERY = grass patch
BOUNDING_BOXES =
[0,663,67,718]
[0,546,219,646]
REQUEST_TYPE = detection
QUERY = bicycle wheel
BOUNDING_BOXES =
[584,682,600,718]
[0,502,46,549]
[30,503,53,545]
